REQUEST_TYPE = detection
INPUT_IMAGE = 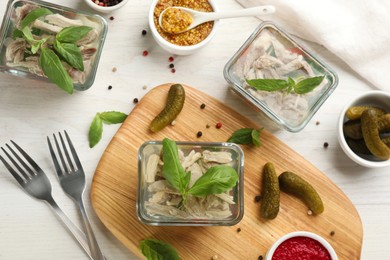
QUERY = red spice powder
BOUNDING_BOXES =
[272,236,331,260]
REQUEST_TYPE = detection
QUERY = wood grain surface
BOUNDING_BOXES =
[90,83,362,259]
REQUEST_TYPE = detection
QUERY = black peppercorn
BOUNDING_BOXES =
[142,29,147,36]
[255,195,262,202]
[197,131,203,138]
[169,63,174,68]
[133,98,139,104]
[200,103,206,109]
[108,85,112,90]
[323,142,329,148]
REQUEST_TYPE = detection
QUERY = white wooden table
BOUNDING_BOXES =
[0,0,388,259]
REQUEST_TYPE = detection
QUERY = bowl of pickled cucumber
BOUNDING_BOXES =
[338,91,390,168]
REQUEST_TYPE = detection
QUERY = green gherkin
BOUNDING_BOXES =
[260,162,280,219]
[279,171,324,215]
[150,84,185,133]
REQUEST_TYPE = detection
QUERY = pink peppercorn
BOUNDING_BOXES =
[171,68,176,73]
[143,50,148,56]
[216,122,222,129]
[168,56,174,62]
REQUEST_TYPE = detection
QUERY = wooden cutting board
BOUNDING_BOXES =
[91,83,362,259]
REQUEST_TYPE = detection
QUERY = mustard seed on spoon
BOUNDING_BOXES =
[159,5,276,34]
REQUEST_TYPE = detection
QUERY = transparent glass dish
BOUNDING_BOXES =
[224,22,338,132]
[0,0,107,91]
[137,141,244,226]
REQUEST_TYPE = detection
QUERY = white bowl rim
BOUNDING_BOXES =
[148,0,219,52]
[337,90,390,168]
[265,231,338,260]
[84,0,129,12]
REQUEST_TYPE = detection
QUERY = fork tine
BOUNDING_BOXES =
[0,153,25,185]
[5,144,34,178]
[10,140,43,174]
[64,131,82,171]
[2,146,31,180]
[53,134,69,174]
[58,132,75,172]
[47,136,64,177]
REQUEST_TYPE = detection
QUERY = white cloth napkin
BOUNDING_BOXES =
[236,0,390,92]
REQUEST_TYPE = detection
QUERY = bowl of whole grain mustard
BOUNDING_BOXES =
[149,0,219,55]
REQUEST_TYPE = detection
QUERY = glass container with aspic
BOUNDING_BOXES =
[0,0,107,93]
[224,22,338,132]
[137,139,244,226]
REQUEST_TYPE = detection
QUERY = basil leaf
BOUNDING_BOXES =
[54,40,84,71]
[287,77,295,94]
[31,40,43,54]
[251,128,262,147]
[22,27,46,54]
[188,165,238,197]
[139,239,180,260]
[227,128,253,145]
[12,29,24,39]
[20,7,52,29]
[294,76,324,94]
[99,111,128,124]
[88,113,103,148]
[162,138,188,194]
[39,48,73,94]
[246,78,289,92]
[22,26,34,42]
[56,26,93,43]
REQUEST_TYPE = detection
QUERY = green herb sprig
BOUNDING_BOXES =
[12,8,93,94]
[140,239,180,260]
[227,128,263,147]
[162,138,238,209]
[88,111,128,148]
[246,76,325,95]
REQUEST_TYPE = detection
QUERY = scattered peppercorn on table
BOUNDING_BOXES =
[0,0,389,259]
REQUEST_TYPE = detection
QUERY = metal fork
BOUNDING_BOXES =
[0,141,93,259]
[47,131,105,260]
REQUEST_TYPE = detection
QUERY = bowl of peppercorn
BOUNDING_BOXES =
[149,0,219,55]
[84,0,129,13]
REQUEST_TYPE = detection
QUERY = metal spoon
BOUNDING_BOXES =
[159,5,276,34]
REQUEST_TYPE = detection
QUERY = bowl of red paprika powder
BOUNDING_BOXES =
[265,231,338,260]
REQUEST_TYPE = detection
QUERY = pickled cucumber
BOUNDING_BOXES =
[361,109,390,160]
[150,84,185,133]
[383,136,390,147]
[343,114,390,140]
[346,106,385,120]
[279,171,324,215]
[377,114,390,133]
[343,120,363,140]
[345,137,371,155]
[260,162,280,219]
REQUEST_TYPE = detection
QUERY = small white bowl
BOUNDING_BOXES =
[265,231,338,260]
[337,91,390,168]
[84,0,129,13]
[148,0,219,55]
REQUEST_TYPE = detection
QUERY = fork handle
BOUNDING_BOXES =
[46,198,94,260]
[78,197,105,260]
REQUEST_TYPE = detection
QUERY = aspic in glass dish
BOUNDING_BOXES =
[224,22,338,132]
[137,140,244,226]
[0,0,107,93]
